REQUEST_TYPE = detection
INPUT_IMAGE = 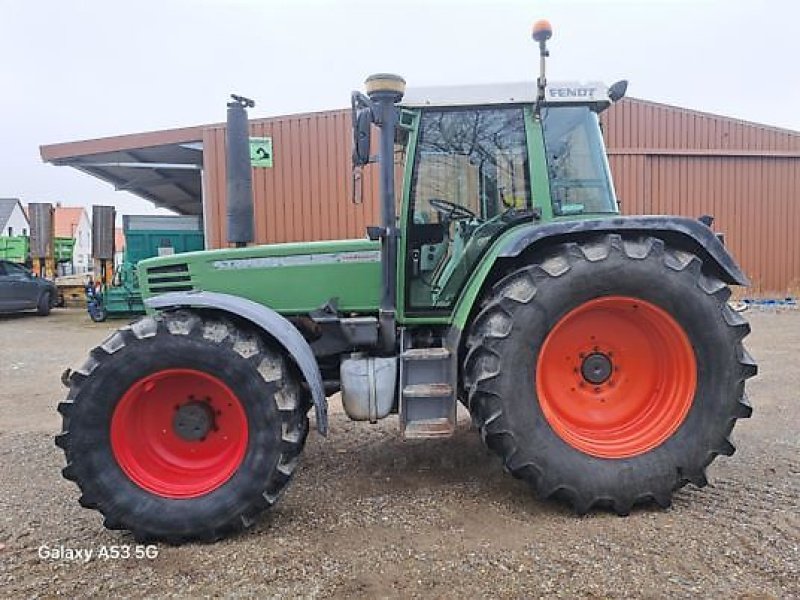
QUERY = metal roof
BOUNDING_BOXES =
[40,126,205,215]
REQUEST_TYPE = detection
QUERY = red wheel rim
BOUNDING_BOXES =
[536,296,696,459]
[111,369,248,498]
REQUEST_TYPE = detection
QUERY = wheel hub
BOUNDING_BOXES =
[581,352,612,385]
[536,296,697,459]
[111,368,249,498]
[173,401,215,441]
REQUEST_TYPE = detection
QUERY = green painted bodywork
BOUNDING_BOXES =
[139,238,382,315]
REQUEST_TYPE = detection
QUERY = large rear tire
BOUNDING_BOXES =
[56,310,309,543]
[464,234,756,515]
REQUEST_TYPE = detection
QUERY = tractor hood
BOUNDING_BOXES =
[139,238,382,315]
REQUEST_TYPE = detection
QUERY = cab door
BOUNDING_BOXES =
[398,106,532,317]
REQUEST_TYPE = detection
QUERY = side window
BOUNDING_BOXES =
[5,262,26,276]
[0,262,7,276]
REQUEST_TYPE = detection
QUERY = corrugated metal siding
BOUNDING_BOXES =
[202,99,800,295]
[609,153,800,295]
[602,98,800,296]
[202,109,380,248]
[601,98,800,153]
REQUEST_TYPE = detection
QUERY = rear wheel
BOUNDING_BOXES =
[56,310,309,543]
[464,234,756,514]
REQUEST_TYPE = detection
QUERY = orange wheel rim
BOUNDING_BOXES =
[536,296,696,459]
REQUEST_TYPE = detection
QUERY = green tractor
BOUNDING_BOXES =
[57,22,756,543]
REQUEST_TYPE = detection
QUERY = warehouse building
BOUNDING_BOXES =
[40,95,800,296]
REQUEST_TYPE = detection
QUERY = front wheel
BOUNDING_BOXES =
[464,234,756,515]
[56,310,309,543]
[37,292,51,316]
[87,302,107,322]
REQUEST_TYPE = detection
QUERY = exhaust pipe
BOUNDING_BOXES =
[363,74,406,351]
[226,94,255,247]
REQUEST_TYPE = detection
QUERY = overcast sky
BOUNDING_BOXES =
[1,0,798,218]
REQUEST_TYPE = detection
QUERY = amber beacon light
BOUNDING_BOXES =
[532,19,553,108]
[532,19,553,42]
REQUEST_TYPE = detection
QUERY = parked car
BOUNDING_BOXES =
[0,260,58,316]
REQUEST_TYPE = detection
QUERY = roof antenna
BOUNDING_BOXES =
[532,19,553,116]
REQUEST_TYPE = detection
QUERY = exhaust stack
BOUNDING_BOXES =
[226,94,255,247]
[363,73,406,351]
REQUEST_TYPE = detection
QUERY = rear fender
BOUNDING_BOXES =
[451,215,749,334]
[146,291,328,435]
[500,215,749,285]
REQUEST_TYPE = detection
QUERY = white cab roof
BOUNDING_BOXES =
[401,81,611,109]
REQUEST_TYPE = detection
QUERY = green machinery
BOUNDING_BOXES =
[54,237,76,264]
[86,215,204,321]
[57,21,756,544]
[0,236,29,263]
[0,235,73,265]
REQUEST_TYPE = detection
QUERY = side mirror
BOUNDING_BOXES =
[353,108,372,166]
[351,91,373,167]
[608,80,628,103]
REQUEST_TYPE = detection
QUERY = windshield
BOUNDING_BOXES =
[406,107,531,310]
[542,106,617,216]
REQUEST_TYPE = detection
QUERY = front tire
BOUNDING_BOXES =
[37,292,51,316]
[464,234,756,515]
[87,302,107,322]
[56,310,309,543]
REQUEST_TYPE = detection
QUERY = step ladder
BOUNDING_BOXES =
[400,339,457,439]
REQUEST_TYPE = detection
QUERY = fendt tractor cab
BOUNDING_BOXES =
[57,21,756,543]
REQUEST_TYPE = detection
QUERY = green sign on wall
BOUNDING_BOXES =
[249,137,273,168]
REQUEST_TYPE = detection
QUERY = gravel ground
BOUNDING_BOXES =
[0,308,797,598]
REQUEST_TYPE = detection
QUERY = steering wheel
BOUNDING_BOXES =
[428,198,476,222]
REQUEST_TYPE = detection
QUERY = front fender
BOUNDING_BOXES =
[146,291,328,436]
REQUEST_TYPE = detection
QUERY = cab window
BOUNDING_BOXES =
[542,106,617,215]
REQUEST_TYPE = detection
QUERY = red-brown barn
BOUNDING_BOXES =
[41,97,800,296]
